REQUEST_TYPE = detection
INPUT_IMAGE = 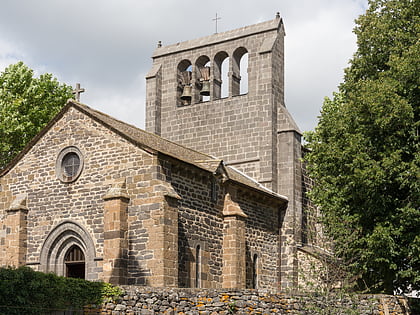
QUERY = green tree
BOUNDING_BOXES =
[305,0,419,294]
[0,62,73,170]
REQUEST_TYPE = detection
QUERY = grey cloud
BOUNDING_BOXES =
[0,0,367,131]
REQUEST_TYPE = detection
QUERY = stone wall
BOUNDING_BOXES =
[169,163,224,288]
[239,193,280,290]
[145,17,287,193]
[87,287,411,314]
[0,107,162,282]
[0,104,287,290]
[145,15,304,290]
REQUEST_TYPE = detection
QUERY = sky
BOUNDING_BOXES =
[0,0,368,132]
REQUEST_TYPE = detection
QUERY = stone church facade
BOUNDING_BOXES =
[0,14,317,291]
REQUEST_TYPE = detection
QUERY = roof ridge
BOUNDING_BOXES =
[1,100,287,202]
[71,100,216,160]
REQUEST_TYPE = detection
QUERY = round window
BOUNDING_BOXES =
[56,146,84,183]
[62,152,80,177]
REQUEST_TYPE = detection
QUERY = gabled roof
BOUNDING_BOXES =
[1,100,287,203]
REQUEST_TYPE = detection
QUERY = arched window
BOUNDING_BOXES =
[65,245,85,279]
[195,245,201,288]
[195,56,211,102]
[178,60,193,106]
[221,57,230,98]
[239,52,249,95]
[252,253,258,289]
[213,51,229,99]
[232,47,248,96]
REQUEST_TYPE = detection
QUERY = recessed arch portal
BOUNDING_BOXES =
[39,220,97,280]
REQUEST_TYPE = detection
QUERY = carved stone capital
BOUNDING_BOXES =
[103,179,129,201]
[7,194,28,213]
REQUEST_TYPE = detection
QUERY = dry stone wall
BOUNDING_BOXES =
[86,287,411,314]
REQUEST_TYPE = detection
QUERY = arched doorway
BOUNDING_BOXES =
[65,245,85,279]
[39,220,98,280]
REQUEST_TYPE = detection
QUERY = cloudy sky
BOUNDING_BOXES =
[0,0,367,132]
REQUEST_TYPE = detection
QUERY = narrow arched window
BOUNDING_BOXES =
[195,56,211,102]
[213,51,229,99]
[232,47,248,96]
[178,60,193,106]
[239,52,249,95]
[221,58,229,98]
[252,253,258,289]
[195,245,201,288]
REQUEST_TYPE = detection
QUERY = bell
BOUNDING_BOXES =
[200,81,210,96]
[181,85,192,100]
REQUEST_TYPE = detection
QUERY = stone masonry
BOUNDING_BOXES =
[0,14,329,292]
[0,100,288,291]
[87,287,412,315]
[146,13,303,289]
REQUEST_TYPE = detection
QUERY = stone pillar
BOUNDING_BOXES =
[222,188,247,289]
[145,64,162,135]
[5,194,28,267]
[103,180,129,285]
[277,130,303,290]
[144,184,180,287]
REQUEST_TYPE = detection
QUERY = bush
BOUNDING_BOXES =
[0,266,119,315]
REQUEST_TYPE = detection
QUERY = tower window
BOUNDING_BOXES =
[213,51,229,99]
[232,47,249,96]
[178,60,193,106]
[195,55,211,102]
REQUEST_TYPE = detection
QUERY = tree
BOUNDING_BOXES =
[0,62,73,170]
[305,0,419,294]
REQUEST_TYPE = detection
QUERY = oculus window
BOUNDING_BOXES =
[56,146,84,183]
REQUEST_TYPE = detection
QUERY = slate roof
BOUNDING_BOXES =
[1,100,287,203]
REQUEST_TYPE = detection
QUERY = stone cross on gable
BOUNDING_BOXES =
[72,83,85,101]
[213,13,221,34]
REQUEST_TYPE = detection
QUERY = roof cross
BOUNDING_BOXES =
[212,13,221,34]
[72,83,85,102]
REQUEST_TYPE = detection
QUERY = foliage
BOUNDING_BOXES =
[304,0,419,294]
[0,62,73,170]
[0,266,122,315]
[101,282,124,303]
[297,205,367,314]
[227,301,237,314]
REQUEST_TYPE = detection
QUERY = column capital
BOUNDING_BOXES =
[103,179,129,201]
[7,193,28,213]
[223,191,247,218]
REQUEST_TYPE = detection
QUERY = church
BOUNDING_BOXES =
[0,14,317,291]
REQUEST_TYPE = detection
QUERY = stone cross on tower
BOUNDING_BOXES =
[72,83,85,102]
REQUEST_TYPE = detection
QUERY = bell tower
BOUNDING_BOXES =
[146,13,303,288]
